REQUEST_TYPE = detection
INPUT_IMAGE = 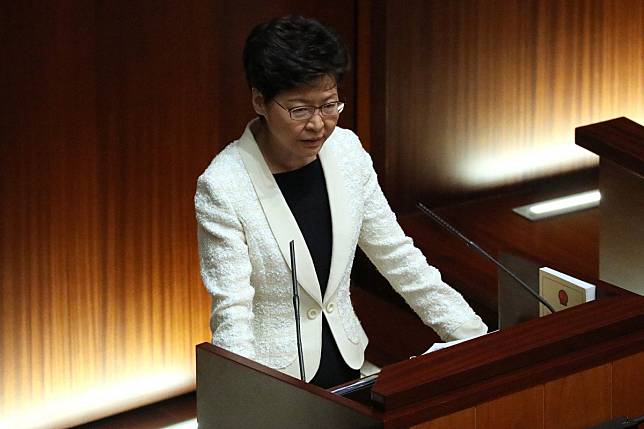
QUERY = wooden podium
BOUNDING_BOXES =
[576,117,644,296]
[197,289,644,428]
[197,118,644,428]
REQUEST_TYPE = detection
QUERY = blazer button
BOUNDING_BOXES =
[306,308,319,320]
[326,302,335,313]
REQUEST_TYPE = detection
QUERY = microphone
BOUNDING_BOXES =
[416,202,556,314]
[289,240,306,381]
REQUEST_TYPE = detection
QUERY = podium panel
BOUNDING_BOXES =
[196,344,381,429]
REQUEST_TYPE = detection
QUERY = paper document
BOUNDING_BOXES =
[421,330,496,356]
[539,267,595,316]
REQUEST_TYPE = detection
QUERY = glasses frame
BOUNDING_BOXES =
[273,99,345,121]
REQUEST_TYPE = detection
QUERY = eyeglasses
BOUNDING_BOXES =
[273,99,345,121]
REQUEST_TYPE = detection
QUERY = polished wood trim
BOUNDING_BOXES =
[576,117,644,177]
[372,295,644,414]
[402,353,643,429]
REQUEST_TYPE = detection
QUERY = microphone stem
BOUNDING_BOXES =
[417,202,556,314]
[289,240,306,381]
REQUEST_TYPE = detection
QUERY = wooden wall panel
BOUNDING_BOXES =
[476,385,543,429]
[612,350,644,420]
[411,407,475,429]
[1,1,356,427]
[368,0,644,210]
[2,0,105,419]
[544,364,612,429]
[405,354,644,429]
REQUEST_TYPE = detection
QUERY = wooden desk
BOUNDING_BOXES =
[197,292,644,428]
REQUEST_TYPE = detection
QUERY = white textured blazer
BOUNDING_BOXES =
[195,120,486,381]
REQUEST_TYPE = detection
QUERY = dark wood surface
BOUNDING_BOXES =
[576,117,644,177]
[373,294,644,428]
[371,293,644,410]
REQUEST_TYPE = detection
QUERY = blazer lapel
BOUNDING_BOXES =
[319,134,353,303]
[237,122,323,305]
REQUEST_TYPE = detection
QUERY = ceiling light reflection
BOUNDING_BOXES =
[514,190,601,220]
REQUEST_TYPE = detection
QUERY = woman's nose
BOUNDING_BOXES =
[306,111,325,131]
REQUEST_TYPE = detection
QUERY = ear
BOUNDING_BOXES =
[251,88,267,116]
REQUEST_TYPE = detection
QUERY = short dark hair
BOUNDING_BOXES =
[243,16,350,102]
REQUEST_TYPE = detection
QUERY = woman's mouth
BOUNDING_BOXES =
[301,137,325,146]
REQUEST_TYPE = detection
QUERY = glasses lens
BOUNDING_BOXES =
[321,102,345,116]
[290,107,314,120]
[320,103,336,116]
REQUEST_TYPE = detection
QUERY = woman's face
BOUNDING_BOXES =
[252,75,340,173]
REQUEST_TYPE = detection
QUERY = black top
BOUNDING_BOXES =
[274,157,360,389]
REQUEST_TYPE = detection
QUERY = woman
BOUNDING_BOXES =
[195,16,487,389]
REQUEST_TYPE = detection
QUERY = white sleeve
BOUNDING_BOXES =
[195,176,256,359]
[356,148,487,341]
